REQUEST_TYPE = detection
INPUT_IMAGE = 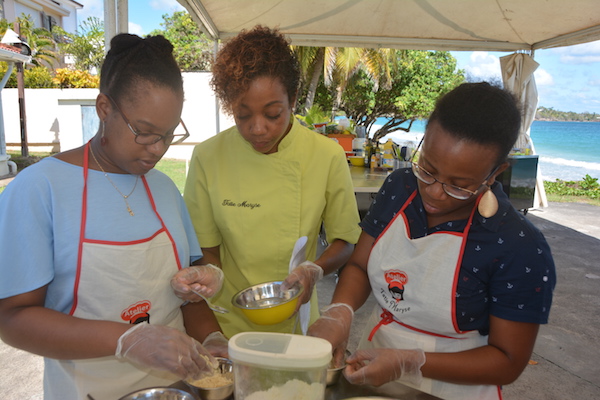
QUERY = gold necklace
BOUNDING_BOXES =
[89,144,139,216]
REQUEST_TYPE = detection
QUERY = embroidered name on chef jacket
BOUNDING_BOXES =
[222,199,261,209]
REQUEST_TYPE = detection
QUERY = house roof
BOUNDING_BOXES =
[0,43,32,63]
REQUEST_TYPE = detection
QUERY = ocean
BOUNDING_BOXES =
[372,119,600,182]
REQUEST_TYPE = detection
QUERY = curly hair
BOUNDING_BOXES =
[210,26,300,115]
[100,33,183,104]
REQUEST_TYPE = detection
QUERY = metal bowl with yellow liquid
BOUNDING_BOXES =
[231,281,303,325]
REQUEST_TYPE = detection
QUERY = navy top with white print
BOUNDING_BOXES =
[361,168,556,335]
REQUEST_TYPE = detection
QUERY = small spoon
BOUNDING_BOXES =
[191,288,229,314]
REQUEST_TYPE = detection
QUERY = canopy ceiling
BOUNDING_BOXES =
[177,0,600,51]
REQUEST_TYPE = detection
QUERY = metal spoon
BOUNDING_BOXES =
[190,288,229,314]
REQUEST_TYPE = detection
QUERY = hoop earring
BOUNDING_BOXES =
[100,121,107,146]
[478,187,498,218]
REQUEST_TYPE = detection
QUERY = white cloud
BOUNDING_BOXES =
[78,0,103,19]
[465,52,502,80]
[534,68,554,86]
[128,22,144,36]
[552,40,600,64]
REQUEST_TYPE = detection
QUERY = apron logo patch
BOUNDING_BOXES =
[121,300,152,324]
[222,199,261,209]
[384,269,408,302]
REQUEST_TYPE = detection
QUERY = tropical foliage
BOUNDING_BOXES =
[0,15,58,68]
[358,50,462,140]
[312,50,464,140]
[52,17,105,72]
[0,63,54,87]
[53,68,99,88]
[149,11,213,71]
[536,106,600,122]
[0,62,98,88]
[545,175,600,199]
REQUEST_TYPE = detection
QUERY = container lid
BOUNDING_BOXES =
[228,332,332,369]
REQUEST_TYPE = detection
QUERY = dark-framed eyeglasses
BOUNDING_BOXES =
[410,136,498,200]
[104,94,190,145]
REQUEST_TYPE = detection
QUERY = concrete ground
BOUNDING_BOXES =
[1,201,599,399]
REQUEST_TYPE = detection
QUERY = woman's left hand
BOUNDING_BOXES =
[171,264,224,301]
[202,331,229,358]
[344,348,426,387]
[281,261,323,305]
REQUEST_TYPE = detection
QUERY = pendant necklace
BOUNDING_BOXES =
[89,145,139,216]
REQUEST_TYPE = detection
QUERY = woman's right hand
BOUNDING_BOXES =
[307,303,354,367]
[171,264,224,301]
[115,323,217,380]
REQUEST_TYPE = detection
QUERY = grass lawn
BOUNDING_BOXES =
[0,151,187,195]
[155,158,187,192]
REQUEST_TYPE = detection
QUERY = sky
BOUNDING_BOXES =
[79,0,600,114]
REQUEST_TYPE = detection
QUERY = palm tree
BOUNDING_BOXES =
[293,45,393,118]
[0,15,59,68]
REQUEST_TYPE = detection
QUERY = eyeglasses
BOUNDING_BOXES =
[104,94,190,145]
[410,137,498,200]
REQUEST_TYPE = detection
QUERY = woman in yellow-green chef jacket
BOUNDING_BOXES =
[176,26,362,338]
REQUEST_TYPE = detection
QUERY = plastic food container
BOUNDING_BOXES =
[229,332,332,400]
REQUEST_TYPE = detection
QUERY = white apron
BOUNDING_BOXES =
[44,143,186,400]
[359,190,502,400]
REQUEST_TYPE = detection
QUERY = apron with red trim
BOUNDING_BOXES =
[44,143,185,400]
[359,190,502,400]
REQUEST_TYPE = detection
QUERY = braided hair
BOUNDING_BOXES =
[99,33,183,103]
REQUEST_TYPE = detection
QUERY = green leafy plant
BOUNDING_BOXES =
[0,63,57,88]
[0,15,58,68]
[149,11,213,71]
[23,65,55,87]
[544,175,600,200]
[295,104,329,127]
[52,17,104,72]
[580,174,599,191]
[53,68,99,88]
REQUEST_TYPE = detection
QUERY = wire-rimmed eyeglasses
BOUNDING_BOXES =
[410,137,498,200]
[104,94,190,145]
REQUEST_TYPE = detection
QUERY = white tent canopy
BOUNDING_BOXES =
[103,0,600,209]
[172,0,600,210]
[177,0,600,52]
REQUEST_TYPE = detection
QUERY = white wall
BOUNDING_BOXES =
[2,71,234,160]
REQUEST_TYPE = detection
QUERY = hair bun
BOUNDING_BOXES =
[109,33,144,56]
[144,35,174,56]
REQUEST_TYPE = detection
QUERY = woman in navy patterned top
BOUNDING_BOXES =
[309,83,556,400]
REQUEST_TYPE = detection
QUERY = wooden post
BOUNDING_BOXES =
[13,22,28,157]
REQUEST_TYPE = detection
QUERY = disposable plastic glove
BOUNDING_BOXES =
[171,264,224,301]
[307,303,354,367]
[202,331,229,358]
[115,323,218,381]
[344,348,426,387]
[281,261,323,306]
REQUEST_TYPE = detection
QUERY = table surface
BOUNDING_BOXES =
[349,166,390,193]
[171,374,439,399]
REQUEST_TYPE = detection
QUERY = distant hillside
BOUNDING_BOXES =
[536,107,600,122]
